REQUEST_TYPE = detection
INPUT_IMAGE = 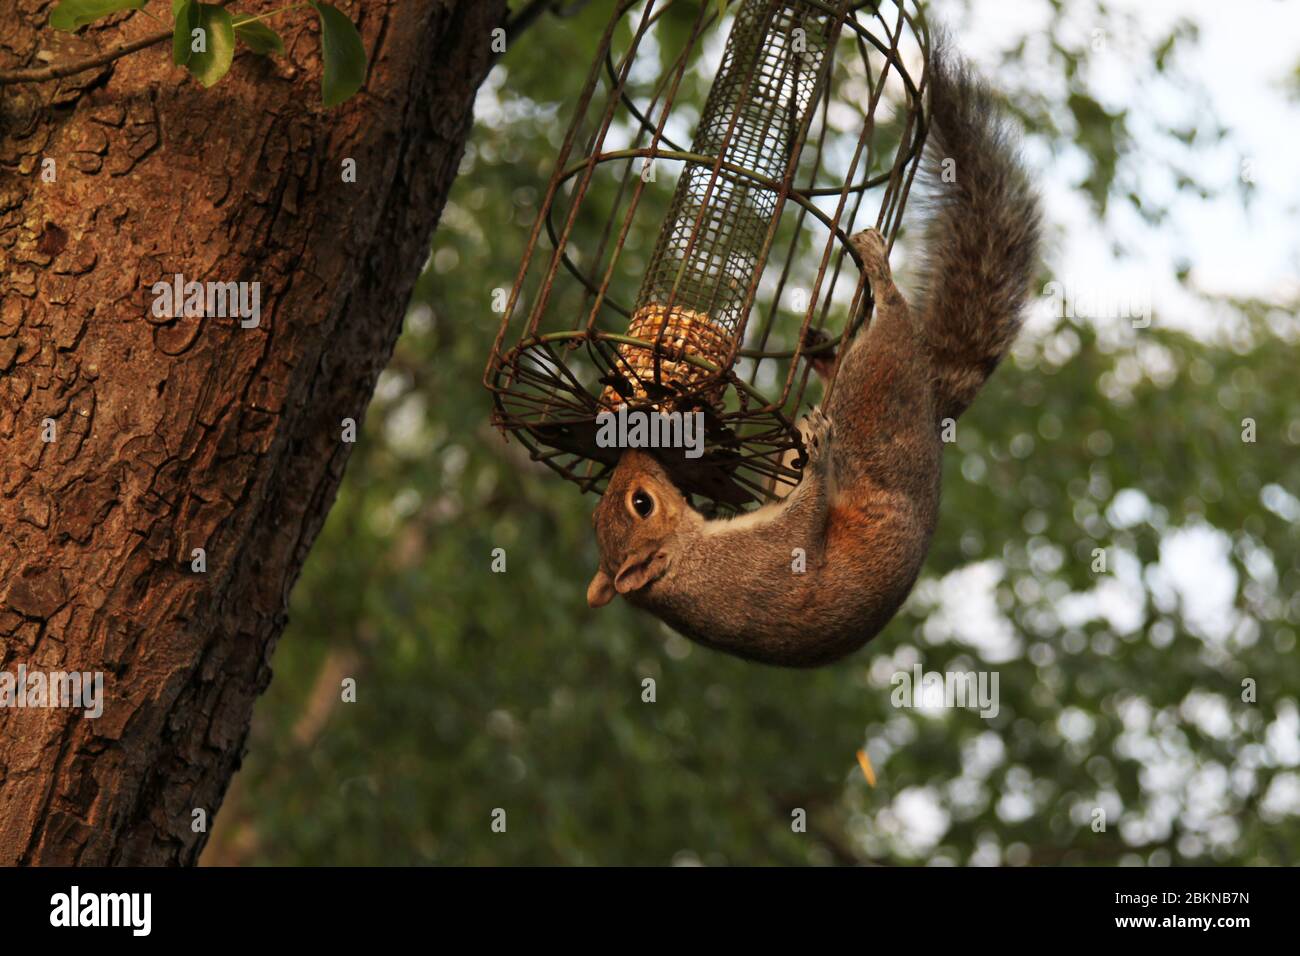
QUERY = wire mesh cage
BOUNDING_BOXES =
[485,0,931,510]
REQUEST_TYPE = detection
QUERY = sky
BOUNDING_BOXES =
[949,0,1300,338]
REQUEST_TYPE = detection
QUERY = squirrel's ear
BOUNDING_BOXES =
[587,569,616,608]
[613,551,667,595]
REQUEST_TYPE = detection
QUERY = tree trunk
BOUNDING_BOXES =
[0,0,505,865]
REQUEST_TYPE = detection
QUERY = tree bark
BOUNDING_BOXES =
[0,0,505,865]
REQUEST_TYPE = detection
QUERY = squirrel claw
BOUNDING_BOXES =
[799,406,833,468]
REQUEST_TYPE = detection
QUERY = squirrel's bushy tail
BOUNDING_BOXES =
[913,35,1041,421]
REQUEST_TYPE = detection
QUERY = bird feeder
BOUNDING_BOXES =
[485,0,930,510]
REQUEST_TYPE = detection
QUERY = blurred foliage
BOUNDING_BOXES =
[205,0,1300,865]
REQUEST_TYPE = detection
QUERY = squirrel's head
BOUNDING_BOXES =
[587,449,696,609]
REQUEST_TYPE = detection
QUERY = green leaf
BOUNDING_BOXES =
[311,1,367,107]
[172,0,200,66]
[49,0,146,32]
[184,4,235,89]
[234,20,285,57]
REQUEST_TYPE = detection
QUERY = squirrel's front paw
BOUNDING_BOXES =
[799,406,834,469]
[802,327,839,383]
[849,228,891,283]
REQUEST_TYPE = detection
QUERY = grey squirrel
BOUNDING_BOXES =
[586,39,1042,667]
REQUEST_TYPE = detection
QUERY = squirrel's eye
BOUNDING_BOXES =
[630,489,655,518]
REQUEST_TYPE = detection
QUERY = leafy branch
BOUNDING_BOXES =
[0,0,367,107]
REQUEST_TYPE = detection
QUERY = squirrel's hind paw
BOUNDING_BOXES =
[849,228,891,283]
